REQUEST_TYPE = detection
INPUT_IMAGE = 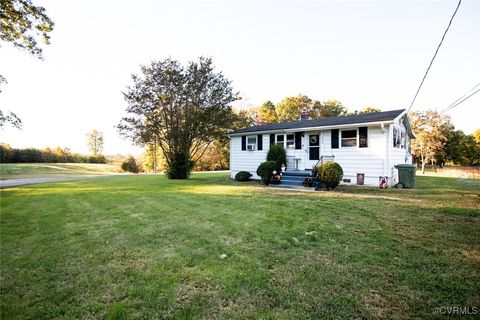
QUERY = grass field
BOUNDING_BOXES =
[0,163,122,179]
[1,173,479,319]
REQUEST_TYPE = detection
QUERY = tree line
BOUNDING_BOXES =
[0,145,107,164]
[410,110,480,172]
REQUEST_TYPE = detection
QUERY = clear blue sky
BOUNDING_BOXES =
[1,0,479,155]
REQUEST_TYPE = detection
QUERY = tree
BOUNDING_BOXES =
[0,0,54,129]
[311,99,348,118]
[140,141,165,173]
[473,129,480,146]
[118,57,238,179]
[253,101,278,124]
[276,95,313,121]
[410,110,453,174]
[0,0,54,58]
[86,130,104,155]
[0,109,22,129]
[348,106,382,115]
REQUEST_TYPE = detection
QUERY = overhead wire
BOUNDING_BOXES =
[406,0,462,113]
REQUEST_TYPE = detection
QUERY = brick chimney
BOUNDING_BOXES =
[300,107,309,121]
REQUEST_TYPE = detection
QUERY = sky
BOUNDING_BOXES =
[0,0,479,155]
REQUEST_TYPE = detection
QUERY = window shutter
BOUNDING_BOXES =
[257,134,263,150]
[359,127,368,148]
[331,129,339,149]
[241,136,246,151]
[295,132,302,149]
[270,134,275,146]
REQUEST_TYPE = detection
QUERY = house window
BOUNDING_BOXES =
[247,135,257,151]
[276,134,284,147]
[341,130,357,147]
[286,134,295,149]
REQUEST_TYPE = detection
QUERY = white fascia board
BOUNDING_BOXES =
[227,120,394,137]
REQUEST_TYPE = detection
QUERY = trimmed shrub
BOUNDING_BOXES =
[121,156,140,173]
[235,171,252,181]
[256,161,277,185]
[316,162,343,190]
[166,152,195,179]
[267,144,287,172]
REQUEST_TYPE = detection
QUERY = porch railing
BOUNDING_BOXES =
[314,155,335,169]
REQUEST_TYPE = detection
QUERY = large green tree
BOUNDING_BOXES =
[118,57,238,179]
[276,95,313,121]
[0,0,54,129]
[252,101,278,124]
[436,130,480,166]
[410,110,454,174]
[311,99,347,118]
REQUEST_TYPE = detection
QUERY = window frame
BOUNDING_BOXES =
[286,134,295,149]
[246,135,257,151]
[276,134,285,148]
[340,129,358,148]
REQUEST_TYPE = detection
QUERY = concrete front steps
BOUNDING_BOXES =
[271,170,316,188]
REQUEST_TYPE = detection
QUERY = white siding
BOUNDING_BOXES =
[321,126,386,186]
[230,135,269,179]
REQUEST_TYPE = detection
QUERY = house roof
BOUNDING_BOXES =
[229,109,407,135]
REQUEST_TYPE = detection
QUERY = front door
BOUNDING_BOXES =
[307,133,320,169]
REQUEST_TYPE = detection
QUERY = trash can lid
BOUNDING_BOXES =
[394,164,416,168]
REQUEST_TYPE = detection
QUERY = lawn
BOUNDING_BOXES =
[0,163,122,179]
[1,173,479,319]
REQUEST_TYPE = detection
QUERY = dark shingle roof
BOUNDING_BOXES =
[229,109,406,135]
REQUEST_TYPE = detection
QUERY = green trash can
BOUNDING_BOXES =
[394,164,416,189]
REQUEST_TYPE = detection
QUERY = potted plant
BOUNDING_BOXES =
[303,177,313,187]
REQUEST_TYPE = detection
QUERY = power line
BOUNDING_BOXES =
[438,81,480,114]
[407,0,462,113]
[439,86,480,115]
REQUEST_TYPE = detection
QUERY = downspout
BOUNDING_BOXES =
[381,123,388,178]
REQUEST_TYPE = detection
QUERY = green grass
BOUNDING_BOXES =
[0,163,122,179]
[1,173,479,319]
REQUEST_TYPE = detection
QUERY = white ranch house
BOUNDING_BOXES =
[227,109,415,187]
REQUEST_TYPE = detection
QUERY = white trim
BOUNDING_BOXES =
[246,135,257,151]
[340,128,359,148]
[227,120,394,137]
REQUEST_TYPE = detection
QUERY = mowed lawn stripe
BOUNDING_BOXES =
[1,173,479,319]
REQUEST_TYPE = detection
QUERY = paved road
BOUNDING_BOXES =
[0,171,229,188]
[0,175,125,188]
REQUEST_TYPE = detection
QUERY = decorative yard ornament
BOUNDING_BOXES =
[379,176,388,189]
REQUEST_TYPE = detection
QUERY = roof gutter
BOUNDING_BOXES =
[227,120,395,137]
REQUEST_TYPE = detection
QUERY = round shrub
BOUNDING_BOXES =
[235,171,252,181]
[267,144,287,172]
[256,161,277,185]
[316,162,343,190]
[121,156,140,173]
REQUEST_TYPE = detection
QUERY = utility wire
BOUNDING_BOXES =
[407,0,462,113]
[439,86,480,115]
[438,81,480,114]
